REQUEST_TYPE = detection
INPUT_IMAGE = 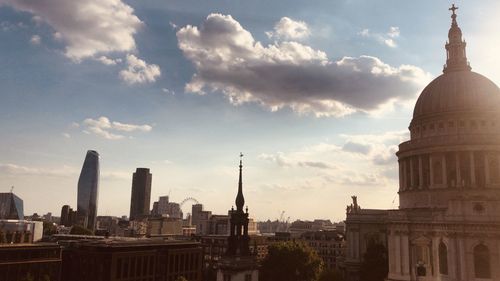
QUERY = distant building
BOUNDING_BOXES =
[0,192,24,220]
[61,238,202,281]
[60,205,77,227]
[77,150,100,231]
[129,168,152,221]
[0,243,62,281]
[147,217,183,236]
[300,230,346,271]
[216,156,259,281]
[0,220,44,244]
[151,196,183,219]
[192,204,212,235]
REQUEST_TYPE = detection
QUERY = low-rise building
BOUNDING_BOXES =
[0,220,44,244]
[0,243,62,281]
[61,238,203,281]
[300,230,346,270]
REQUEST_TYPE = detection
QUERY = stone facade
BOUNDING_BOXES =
[345,6,500,281]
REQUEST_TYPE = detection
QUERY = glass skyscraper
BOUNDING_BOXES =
[0,192,24,220]
[77,150,99,231]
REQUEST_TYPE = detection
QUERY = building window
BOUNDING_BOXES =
[223,274,232,281]
[474,244,491,279]
[245,273,252,281]
[438,242,448,275]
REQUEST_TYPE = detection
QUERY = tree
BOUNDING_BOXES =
[70,225,94,235]
[260,241,323,281]
[318,269,344,281]
[359,243,388,281]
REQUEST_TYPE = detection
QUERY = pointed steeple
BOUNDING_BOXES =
[443,4,471,73]
[235,153,245,211]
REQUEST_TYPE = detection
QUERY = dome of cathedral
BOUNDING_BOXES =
[412,71,500,120]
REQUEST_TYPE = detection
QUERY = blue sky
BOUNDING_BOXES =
[1,0,499,221]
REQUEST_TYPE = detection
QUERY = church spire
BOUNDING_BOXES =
[443,4,471,73]
[235,153,245,211]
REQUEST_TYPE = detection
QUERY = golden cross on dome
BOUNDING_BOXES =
[449,4,458,15]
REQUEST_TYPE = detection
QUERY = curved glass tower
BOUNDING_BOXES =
[77,150,100,231]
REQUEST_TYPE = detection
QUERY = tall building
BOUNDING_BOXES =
[217,155,259,281]
[345,6,500,281]
[129,168,152,221]
[0,192,24,220]
[77,150,100,231]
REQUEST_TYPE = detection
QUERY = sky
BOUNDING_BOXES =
[1,0,500,222]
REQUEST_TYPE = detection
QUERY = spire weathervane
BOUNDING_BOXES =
[449,4,458,15]
[235,153,245,211]
[443,3,470,73]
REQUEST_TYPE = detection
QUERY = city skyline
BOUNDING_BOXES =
[1,0,500,221]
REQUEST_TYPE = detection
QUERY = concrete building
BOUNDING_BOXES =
[0,220,44,244]
[345,6,500,281]
[77,150,100,231]
[0,243,62,281]
[147,217,183,236]
[129,168,152,221]
[0,192,24,220]
[300,230,345,271]
[153,196,183,219]
[60,238,202,281]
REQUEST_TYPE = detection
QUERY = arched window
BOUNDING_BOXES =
[474,244,491,279]
[438,242,448,275]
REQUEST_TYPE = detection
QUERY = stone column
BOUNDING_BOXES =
[442,154,447,186]
[456,153,461,188]
[419,156,424,189]
[429,154,434,188]
[410,158,415,189]
[485,153,491,186]
[354,231,359,260]
[458,238,467,280]
[432,237,439,278]
[470,151,476,186]
[399,161,404,191]
[402,234,410,276]
[395,234,401,275]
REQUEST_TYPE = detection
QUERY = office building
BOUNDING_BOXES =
[129,168,152,221]
[77,150,100,231]
[0,192,24,220]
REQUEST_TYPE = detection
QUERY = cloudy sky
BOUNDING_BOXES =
[1,0,499,222]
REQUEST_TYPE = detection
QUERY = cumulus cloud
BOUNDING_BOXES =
[119,54,161,84]
[97,56,121,66]
[0,0,142,60]
[266,17,310,40]
[29,34,41,45]
[177,14,429,117]
[80,116,152,140]
[342,141,372,155]
[360,26,400,48]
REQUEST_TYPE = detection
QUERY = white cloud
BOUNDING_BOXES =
[119,54,161,84]
[266,17,310,40]
[80,116,152,140]
[97,56,121,66]
[0,0,142,60]
[0,163,78,177]
[62,133,71,139]
[30,34,41,45]
[162,88,175,95]
[177,14,429,117]
[359,26,401,48]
